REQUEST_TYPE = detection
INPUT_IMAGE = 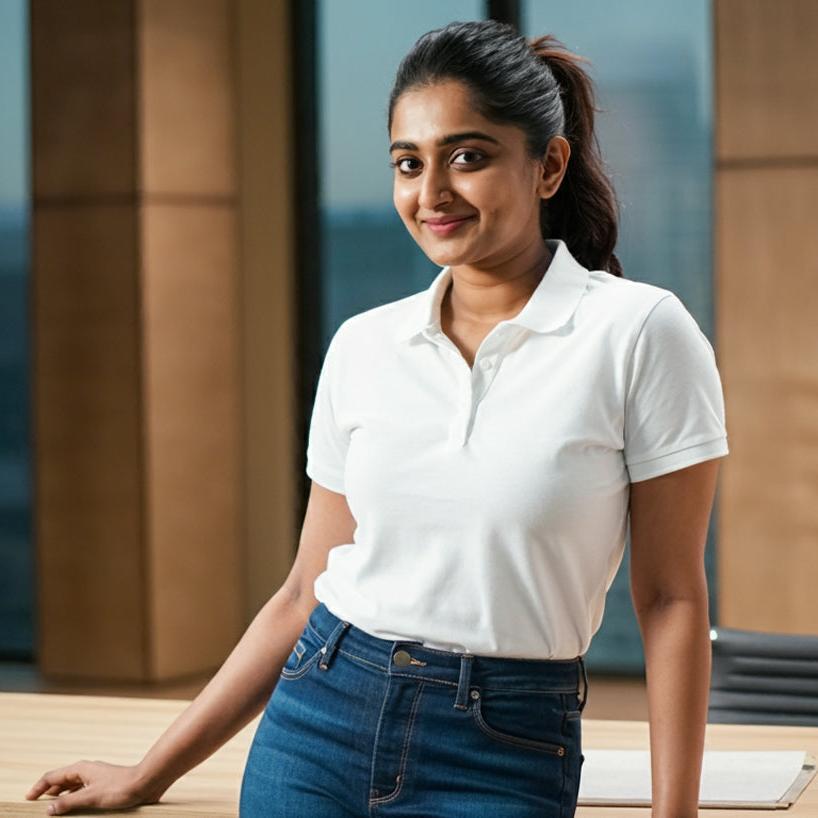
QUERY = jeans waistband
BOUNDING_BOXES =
[306,602,588,711]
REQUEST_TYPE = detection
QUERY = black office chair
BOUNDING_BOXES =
[708,626,818,726]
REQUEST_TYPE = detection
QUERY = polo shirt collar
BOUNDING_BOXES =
[394,238,591,344]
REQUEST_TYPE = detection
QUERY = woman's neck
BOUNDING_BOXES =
[443,242,553,328]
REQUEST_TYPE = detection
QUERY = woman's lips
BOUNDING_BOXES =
[423,216,476,236]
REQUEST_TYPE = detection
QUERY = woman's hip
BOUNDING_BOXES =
[239,601,586,817]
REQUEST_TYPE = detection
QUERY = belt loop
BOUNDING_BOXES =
[577,655,589,712]
[453,653,474,710]
[318,619,350,671]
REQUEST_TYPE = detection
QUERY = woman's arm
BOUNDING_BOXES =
[130,590,313,798]
[26,481,357,815]
[629,457,724,818]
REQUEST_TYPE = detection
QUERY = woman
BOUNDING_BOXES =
[25,19,727,818]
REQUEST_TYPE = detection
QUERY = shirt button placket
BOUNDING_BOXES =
[457,391,473,447]
[459,358,489,446]
[451,359,473,447]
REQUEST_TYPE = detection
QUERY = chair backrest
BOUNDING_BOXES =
[709,626,818,726]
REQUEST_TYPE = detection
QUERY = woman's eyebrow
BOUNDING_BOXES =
[389,131,500,152]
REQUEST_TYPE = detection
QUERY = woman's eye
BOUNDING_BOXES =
[452,150,485,165]
[390,157,420,173]
[389,150,485,174]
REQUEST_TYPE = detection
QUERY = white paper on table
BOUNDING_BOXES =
[578,749,816,808]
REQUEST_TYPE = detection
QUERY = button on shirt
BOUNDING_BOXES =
[306,238,729,659]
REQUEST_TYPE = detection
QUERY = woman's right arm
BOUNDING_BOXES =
[24,480,357,816]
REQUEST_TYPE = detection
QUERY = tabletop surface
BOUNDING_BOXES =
[2,691,817,817]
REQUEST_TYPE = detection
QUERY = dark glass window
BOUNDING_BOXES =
[0,0,33,658]
[316,0,485,349]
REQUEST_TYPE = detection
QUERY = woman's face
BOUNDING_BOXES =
[389,79,567,270]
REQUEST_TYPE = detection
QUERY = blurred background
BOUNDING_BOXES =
[0,0,815,721]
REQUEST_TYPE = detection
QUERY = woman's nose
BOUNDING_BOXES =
[417,166,453,210]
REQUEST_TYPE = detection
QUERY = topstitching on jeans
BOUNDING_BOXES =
[337,647,389,672]
[368,681,426,807]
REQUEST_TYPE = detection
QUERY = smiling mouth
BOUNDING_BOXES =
[423,216,476,235]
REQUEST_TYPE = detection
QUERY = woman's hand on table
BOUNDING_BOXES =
[23,760,164,815]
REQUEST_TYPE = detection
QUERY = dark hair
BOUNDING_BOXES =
[387,19,623,278]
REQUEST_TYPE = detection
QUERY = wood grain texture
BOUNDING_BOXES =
[139,0,237,197]
[234,0,300,626]
[716,0,818,161]
[32,205,146,680]
[715,168,818,634]
[140,203,242,679]
[2,692,817,816]
[715,0,818,636]
[30,0,137,198]
[0,693,254,815]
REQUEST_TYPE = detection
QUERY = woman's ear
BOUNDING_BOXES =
[537,135,571,201]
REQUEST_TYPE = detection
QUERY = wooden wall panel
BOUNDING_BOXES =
[716,169,818,633]
[30,0,136,198]
[33,205,145,679]
[716,0,818,161]
[235,0,299,619]
[140,0,237,196]
[715,0,818,635]
[140,204,242,678]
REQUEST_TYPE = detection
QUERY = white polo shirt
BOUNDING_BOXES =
[306,238,729,659]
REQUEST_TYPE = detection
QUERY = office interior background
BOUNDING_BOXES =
[0,0,815,715]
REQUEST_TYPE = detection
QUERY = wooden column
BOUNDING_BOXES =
[715,0,818,634]
[31,0,244,682]
[235,0,300,624]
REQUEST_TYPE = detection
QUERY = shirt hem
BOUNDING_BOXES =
[626,436,729,482]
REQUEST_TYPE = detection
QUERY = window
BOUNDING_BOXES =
[316,0,485,349]
[0,0,32,658]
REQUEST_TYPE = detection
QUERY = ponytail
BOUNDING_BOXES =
[388,20,624,278]
[529,34,623,277]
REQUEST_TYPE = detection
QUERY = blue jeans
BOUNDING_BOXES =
[239,601,588,817]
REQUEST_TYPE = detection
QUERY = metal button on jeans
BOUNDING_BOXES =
[393,650,412,666]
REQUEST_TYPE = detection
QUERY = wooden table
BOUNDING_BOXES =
[1,692,817,816]
[580,718,818,815]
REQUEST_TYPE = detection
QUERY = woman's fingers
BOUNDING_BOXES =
[25,765,86,800]
[43,782,77,796]
[44,784,98,815]
[24,760,147,815]
[25,764,95,815]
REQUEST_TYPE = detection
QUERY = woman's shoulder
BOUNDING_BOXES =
[329,289,425,351]
[579,270,715,366]
[582,267,679,331]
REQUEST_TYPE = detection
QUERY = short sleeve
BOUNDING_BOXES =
[305,325,350,493]
[624,293,729,483]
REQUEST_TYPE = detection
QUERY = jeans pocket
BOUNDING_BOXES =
[470,688,566,757]
[280,623,325,680]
